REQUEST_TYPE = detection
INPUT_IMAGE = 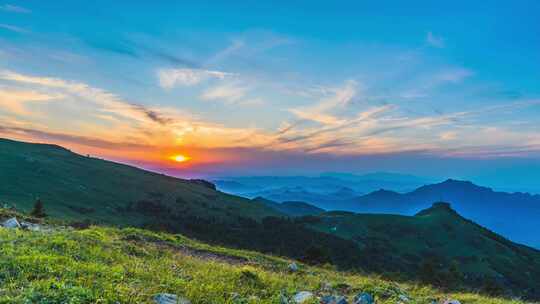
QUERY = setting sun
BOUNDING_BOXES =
[170,154,191,163]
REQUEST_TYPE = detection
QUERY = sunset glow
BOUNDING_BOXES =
[0,1,539,182]
[170,154,191,163]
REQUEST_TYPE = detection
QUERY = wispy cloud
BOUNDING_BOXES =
[426,31,445,48]
[0,4,30,13]
[86,38,200,68]
[0,89,61,115]
[0,23,28,33]
[200,82,251,105]
[201,82,245,101]
[157,68,234,88]
[288,80,358,125]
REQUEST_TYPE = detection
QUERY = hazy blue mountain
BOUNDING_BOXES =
[251,197,324,216]
[338,179,540,249]
[214,172,434,199]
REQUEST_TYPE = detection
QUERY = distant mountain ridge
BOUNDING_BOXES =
[214,172,433,197]
[321,179,540,249]
[251,196,324,216]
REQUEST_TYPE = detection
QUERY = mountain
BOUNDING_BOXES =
[321,171,434,185]
[213,172,432,198]
[244,186,358,210]
[252,196,324,216]
[0,138,363,266]
[336,179,540,249]
[0,138,281,226]
[303,202,540,300]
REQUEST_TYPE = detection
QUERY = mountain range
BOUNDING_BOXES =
[1,137,539,300]
[218,175,540,249]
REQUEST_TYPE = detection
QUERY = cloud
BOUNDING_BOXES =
[200,83,249,104]
[157,68,234,88]
[435,68,472,83]
[0,4,30,13]
[0,125,151,150]
[0,23,28,34]
[85,38,200,67]
[288,80,358,125]
[426,31,445,48]
[0,89,61,115]
[0,69,181,129]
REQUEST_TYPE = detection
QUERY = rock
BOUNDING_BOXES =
[293,291,314,303]
[321,295,348,304]
[320,282,333,292]
[353,292,374,304]
[397,294,410,302]
[3,217,21,229]
[442,300,461,304]
[288,262,299,272]
[21,221,41,231]
[154,293,191,304]
[280,293,290,304]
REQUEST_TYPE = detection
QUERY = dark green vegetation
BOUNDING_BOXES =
[304,203,540,300]
[1,138,540,301]
[252,197,325,216]
[0,138,280,224]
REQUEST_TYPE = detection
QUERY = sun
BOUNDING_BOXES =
[169,154,191,163]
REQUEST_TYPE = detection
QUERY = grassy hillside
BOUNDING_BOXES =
[304,203,540,300]
[0,209,530,304]
[0,138,281,226]
[0,138,364,269]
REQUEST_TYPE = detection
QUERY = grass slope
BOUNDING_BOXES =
[0,138,281,226]
[305,203,540,299]
[0,209,529,304]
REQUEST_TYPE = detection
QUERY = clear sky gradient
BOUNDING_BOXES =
[1,1,539,189]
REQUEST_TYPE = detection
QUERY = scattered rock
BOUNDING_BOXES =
[154,293,191,304]
[321,295,348,304]
[21,221,42,231]
[280,293,290,304]
[320,282,333,293]
[442,300,461,304]
[353,292,374,304]
[397,294,410,302]
[288,262,299,272]
[3,217,21,229]
[293,291,314,303]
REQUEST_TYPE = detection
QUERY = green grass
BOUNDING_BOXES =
[0,218,530,304]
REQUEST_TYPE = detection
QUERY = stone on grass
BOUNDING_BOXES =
[3,217,21,229]
[288,262,299,272]
[353,292,374,304]
[442,300,461,304]
[154,293,191,304]
[293,291,314,303]
[397,294,410,302]
[21,221,42,231]
[321,295,348,304]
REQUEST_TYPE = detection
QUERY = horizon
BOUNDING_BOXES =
[1,1,540,190]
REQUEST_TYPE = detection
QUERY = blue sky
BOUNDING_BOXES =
[1,1,540,189]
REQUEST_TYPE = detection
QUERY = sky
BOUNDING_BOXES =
[1,1,540,189]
